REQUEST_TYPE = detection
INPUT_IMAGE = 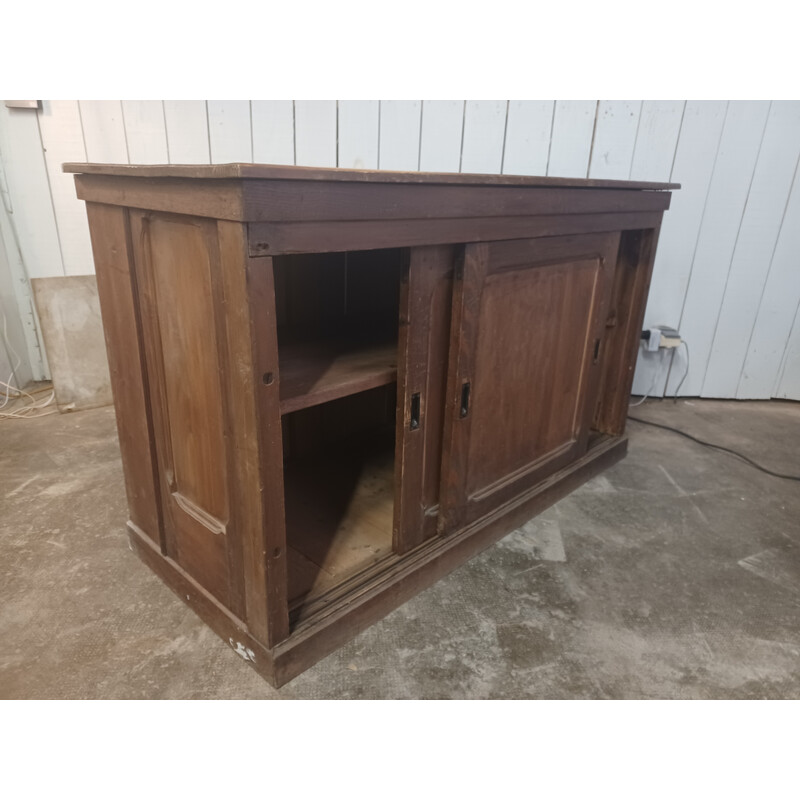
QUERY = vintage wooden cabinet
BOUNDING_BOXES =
[66,162,676,686]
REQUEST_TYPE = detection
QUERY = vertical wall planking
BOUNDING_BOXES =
[0,222,34,387]
[79,101,129,163]
[0,106,64,280]
[627,100,686,395]
[251,101,295,165]
[37,101,94,276]
[378,101,421,171]
[207,101,252,163]
[702,101,800,397]
[630,101,685,181]
[588,101,642,180]
[775,306,800,400]
[547,101,596,178]
[419,100,464,173]
[338,101,379,169]
[738,162,800,398]
[163,101,211,163]
[632,101,727,398]
[122,101,169,164]
[669,100,771,396]
[460,100,507,174]
[294,101,336,168]
[502,101,554,176]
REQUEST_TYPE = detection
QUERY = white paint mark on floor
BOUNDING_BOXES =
[503,517,567,562]
[6,475,41,497]
[739,548,800,597]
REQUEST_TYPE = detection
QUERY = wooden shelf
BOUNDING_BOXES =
[278,336,397,415]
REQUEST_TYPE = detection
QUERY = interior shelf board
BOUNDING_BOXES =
[278,337,398,415]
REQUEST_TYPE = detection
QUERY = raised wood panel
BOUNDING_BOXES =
[132,212,232,604]
[776,307,800,400]
[439,233,618,533]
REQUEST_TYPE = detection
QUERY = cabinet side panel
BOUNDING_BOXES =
[85,202,161,545]
[593,225,661,435]
[131,213,231,605]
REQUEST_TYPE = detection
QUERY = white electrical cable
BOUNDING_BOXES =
[0,307,56,419]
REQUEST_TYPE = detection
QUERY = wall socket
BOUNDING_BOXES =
[643,326,682,352]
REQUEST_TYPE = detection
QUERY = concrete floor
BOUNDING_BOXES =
[1,399,799,699]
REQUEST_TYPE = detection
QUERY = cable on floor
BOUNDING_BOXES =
[627,415,800,482]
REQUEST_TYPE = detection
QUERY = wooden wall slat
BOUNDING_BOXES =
[38,101,94,277]
[502,101,554,176]
[703,101,800,398]
[378,100,421,171]
[294,101,336,168]
[0,105,64,280]
[79,101,129,164]
[461,100,507,174]
[163,101,211,164]
[3,98,800,400]
[632,101,727,397]
[547,101,596,178]
[419,100,463,173]
[670,100,771,396]
[122,101,169,165]
[338,101,379,169]
[588,101,642,180]
[251,101,294,166]
[739,159,800,398]
[775,305,800,400]
[630,101,685,181]
[208,101,253,163]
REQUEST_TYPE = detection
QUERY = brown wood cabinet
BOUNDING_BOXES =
[66,162,677,686]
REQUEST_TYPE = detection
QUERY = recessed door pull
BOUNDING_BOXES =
[460,381,471,419]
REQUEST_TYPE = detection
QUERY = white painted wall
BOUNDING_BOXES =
[0,100,798,400]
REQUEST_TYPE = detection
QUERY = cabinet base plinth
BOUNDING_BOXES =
[128,435,627,688]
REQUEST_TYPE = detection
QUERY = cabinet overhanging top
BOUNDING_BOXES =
[63,162,679,191]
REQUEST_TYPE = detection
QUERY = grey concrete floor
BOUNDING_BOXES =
[1,399,799,699]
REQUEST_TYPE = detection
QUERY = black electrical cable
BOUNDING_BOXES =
[627,415,800,482]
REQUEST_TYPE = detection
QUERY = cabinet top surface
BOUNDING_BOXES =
[63,162,679,191]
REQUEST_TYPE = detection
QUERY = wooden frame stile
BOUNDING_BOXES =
[85,202,162,550]
[393,244,455,554]
[593,225,662,436]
